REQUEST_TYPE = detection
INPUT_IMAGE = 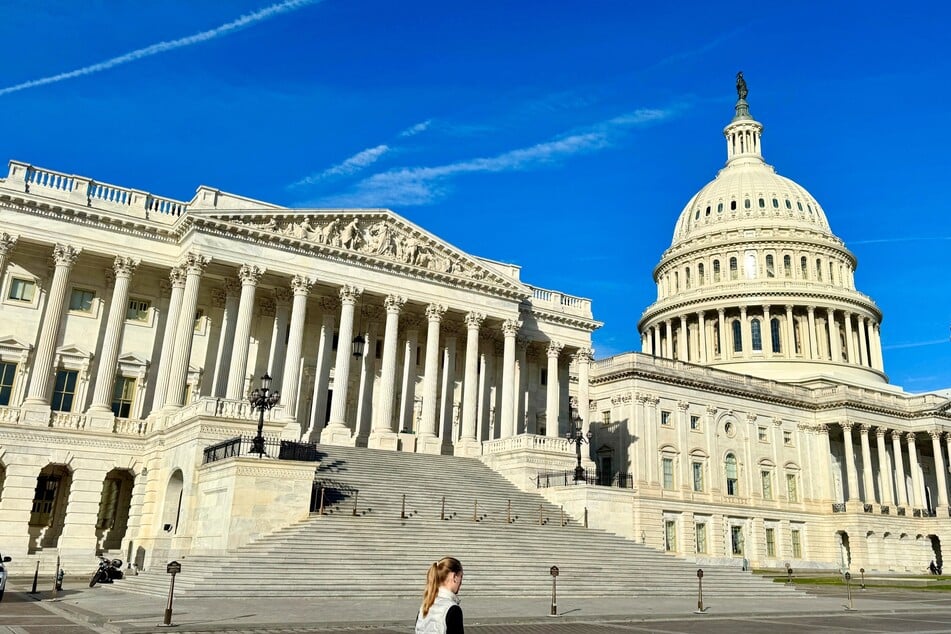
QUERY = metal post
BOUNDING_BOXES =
[549,566,559,617]
[695,568,706,613]
[164,573,176,625]
[584,506,588,528]
[507,499,512,524]
[352,490,359,516]
[318,486,326,515]
[30,560,39,594]
[401,494,406,519]
[844,571,855,611]
[441,496,446,521]
[51,555,60,601]
[860,567,866,590]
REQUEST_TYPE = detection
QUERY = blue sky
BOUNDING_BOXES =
[1,1,949,392]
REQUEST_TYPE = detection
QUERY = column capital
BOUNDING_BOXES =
[0,232,18,255]
[929,429,943,441]
[291,275,315,296]
[806,305,816,315]
[238,264,264,285]
[546,340,564,358]
[875,427,887,439]
[784,304,794,311]
[384,294,407,314]
[112,256,139,278]
[180,252,210,275]
[425,303,447,322]
[706,405,718,416]
[501,318,521,337]
[464,311,485,330]
[52,243,81,267]
[274,287,294,304]
[840,421,854,431]
[678,400,690,412]
[717,308,726,316]
[574,347,594,363]
[339,284,362,305]
[905,431,917,444]
[816,423,829,435]
[891,429,903,442]
[859,423,872,434]
[762,304,771,313]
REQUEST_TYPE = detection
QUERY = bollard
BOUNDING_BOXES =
[50,555,60,601]
[161,561,182,627]
[352,490,359,517]
[549,566,559,617]
[441,496,446,521]
[860,567,866,590]
[584,506,588,528]
[695,568,706,613]
[843,571,855,611]
[318,486,326,515]
[401,493,406,519]
[30,560,39,594]
[786,565,794,585]
[507,499,512,524]
[55,567,64,592]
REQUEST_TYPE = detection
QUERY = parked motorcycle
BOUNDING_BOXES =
[0,553,10,602]
[88,556,124,587]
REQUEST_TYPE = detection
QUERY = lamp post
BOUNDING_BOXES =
[565,406,591,482]
[249,373,280,457]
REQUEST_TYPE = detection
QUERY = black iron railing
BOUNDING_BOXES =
[202,435,320,464]
[535,470,635,489]
[310,479,358,514]
[832,503,847,513]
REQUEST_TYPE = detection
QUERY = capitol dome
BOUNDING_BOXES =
[638,75,886,385]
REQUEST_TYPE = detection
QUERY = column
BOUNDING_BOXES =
[678,315,688,361]
[321,285,362,444]
[211,278,240,397]
[398,315,422,436]
[514,338,528,433]
[843,311,856,363]
[545,340,563,438]
[305,306,335,441]
[827,308,841,362]
[576,347,593,438]
[817,424,834,501]
[0,233,17,279]
[806,306,818,359]
[416,303,446,453]
[438,328,459,450]
[891,431,908,507]
[930,431,949,509]
[697,312,707,363]
[499,319,520,438]
[267,287,293,391]
[88,257,139,417]
[739,306,750,356]
[859,424,876,503]
[354,317,378,444]
[857,317,870,367]
[225,264,264,400]
[841,422,860,502]
[871,323,885,371]
[163,253,209,407]
[648,326,656,356]
[906,432,922,509]
[641,332,649,354]
[875,428,895,507]
[457,312,484,456]
[24,244,81,407]
[664,319,673,358]
[762,305,772,357]
[717,309,726,359]
[368,295,405,450]
[279,275,314,431]
[784,305,795,359]
[151,268,186,411]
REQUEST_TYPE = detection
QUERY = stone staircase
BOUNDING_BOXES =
[118,445,803,599]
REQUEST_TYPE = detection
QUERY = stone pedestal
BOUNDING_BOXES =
[416,433,443,455]
[454,438,483,458]
[367,431,399,451]
[85,408,117,432]
[319,423,353,446]
[18,403,52,426]
[397,432,417,453]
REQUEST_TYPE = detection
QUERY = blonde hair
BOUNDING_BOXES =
[420,556,463,617]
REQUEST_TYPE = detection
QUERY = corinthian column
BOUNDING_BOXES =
[211,278,240,397]
[456,312,484,456]
[24,244,81,409]
[859,424,876,503]
[164,253,209,407]
[857,317,869,366]
[225,265,264,400]
[930,431,949,509]
[0,233,17,278]
[321,285,361,445]
[841,422,860,502]
[88,257,139,417]
[806,306,818,359]
[151,268,186,411]
[368,295,405,450]
[906,433,923,509]
[891,431,908,507]
[305,304,335,441]
[417,303,446,454]
[843,311,856,363]
[545,341,564,438]
[575,347,593,438]
[875,428,895,507]
[499,319,520,439]
[279,275,314,432]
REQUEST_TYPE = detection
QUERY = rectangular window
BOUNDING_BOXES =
[695,522,707,554]
[0,361,16,406]
[194,308,205,331]
[662,458,674,490]
[765,527,776,557]
[787,473,799,502]
[766,254,775,278]
[51,370,78,412]
[8,278,36,302]
[762,470,773,500]
[783,431,793,446]
[30,475,60,525]
[758,426,768,442]
[791,529,802,558]
[660,410,671,426]
[69,288,96,312]
[731,525,744,555]
[665,519,677,552]
[111,376,136,418]
[602,411,611,425]
[692,462,704,492]
[126,298,151,321]
[690,415,700,430]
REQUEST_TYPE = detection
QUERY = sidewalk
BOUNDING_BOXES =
[10,576,932,633]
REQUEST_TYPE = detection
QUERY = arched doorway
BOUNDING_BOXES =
[29,464,72,553]
[161,470,184,535]
[929,535,943,573]
[836,530,852,570]
[95,469,135,554]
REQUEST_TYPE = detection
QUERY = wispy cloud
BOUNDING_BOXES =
[884,339,949,350]
[399,120,432,137]
[311,107,674,207]
[0,0,322,97]
[290,144,391,188]
[848,236,951,245]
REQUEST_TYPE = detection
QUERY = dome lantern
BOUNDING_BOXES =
[724,72,764,166]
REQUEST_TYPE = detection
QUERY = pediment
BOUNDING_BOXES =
[55,344,93,359]
[0,336,32,352]
[187,209,529,298]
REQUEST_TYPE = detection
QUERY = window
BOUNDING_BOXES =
[745,252,757,279]
[695,522,708,553]
[771,318,782,353]
[797,201,803,211]
[8,278,36,302]
[793,319,802,354]
[791,529,802,558]
[725,453,738,496]
[665,520,677,552]
[713,322,721,355]
[602,411,611,425]
[783,255,791,277]
[51,370,78,412]
[731,525,744,555]
[126,298,150,321]
[690,415,700,430]
[751,319,762,351]
[785,199,792,209]
[761,470,773,500]
[111,376,136,418]
[765,254,775,278]
[730,200,737,211]
[30,475,60,525]
[787,473,799,502]
[194,308,205,332]
[674,271,679,292]
[717,203,723,213]
[685,268,691,289]
[540,368,547,385]
[816,258,823,281]
[697,263,704,285]
[705,205,711,216]
[772,198,779,208]
[758,426,768,442]
[765,527,776,557]
[732,320,742,352]
[662,457,674,490]
[829,261,835,284]
[713,260,721,282]
[744,198,751,209]
[783,431,793,446]
[729,257,738,280]
[692,462,704,492]
[69,288,96,312]
[0,361,15,406]
[660,410,672,426]
[758,197,765,208]
[800,256,808,279]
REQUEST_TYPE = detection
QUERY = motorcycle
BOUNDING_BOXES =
[0,553,10,602]
[88,556,124,587]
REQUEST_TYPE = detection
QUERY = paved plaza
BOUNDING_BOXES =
[5,577,951,633]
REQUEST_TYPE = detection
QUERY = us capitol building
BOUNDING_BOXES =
[0,77,948,575]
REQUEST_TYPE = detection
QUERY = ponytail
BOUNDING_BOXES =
[420,556,462,617]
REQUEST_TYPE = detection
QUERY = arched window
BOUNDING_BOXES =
[751,319,762,351]
[713,260,721,282]
[783,255,791,277]
[674,271,680,291]
[695,208,700,220]
[772,198,779,208]
[744,198,751,209]
[713,322,721,355]
[729,257,738,280]
[758,198,765,208]
[771,318,782,353]
[765,254,775,278]
[705,205,711,216]
[717,202,723,213]
[816,258,823,281]
[797,201,803,211]
[730,200,737,211]
[685,267,691,289]
[829,261,835,284]
[697,263,705,285]
[725,453,739,496]
[732,319,742,352]
[800,256,808,279]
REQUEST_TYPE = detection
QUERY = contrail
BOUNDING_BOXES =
[0,0,322,97]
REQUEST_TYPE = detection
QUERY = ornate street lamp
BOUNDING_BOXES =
[565,405,592,482]
[249,373,280,457]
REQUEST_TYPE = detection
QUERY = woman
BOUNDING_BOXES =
[415,556,464,633]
